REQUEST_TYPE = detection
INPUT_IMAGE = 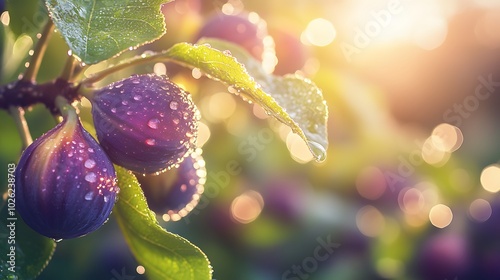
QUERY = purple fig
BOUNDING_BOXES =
[137,149,205,221]
[196,13,269,61]
[91,74,199,174]
[15,111,118,240]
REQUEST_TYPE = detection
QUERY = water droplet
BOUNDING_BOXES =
[85,159,96,169]
[223,50,232,56]
[145,139,156,146]
[104,196,110,203]
[103,168,108,172]
[88,148,94,153]
[133,95,142,101]
[148,118,160,129]
[122,100,129,105]
[85,192,94,200]
[85,172,97,183]
[170,101,178,110]
[132,78,140,84]
[53,238,63,242]
[115,83,123,88]
[126,111,133,115]
[307,141,327,162]
[111,108,117,113]
[173,118,180,125]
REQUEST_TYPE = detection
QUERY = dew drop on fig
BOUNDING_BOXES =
[170,101,178,110]
[85,172,97,183]
[85,159,96,169]
[85,192,94,201]
[148,118,160,129]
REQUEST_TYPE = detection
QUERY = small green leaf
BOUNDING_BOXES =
[113,166,212,280]
[0,203,56,279]
[45,0,171,64]
[165,40,329,161]
[6,0,48,37]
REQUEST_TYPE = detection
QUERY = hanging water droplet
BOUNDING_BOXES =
[133,95,142,101]
[85,172,97,183]
[145,139,156,146]
[111,108,117,113]
[170,101,178,110]
[148,118,160,129]
[122,100,129,105]
[85,191,94,200]
[307,140,327,162]
[85,159,96,169]
[53,238,63,243]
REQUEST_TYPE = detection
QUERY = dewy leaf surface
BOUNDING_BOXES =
[164,40,329,161]
[113,166,212,280]
[45,0,170,64]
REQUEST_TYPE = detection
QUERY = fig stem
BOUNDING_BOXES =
[8,106,33,150]
[54,96,76,121]
[60,54,78,82]
[81,51,167,86]
[22,21,55,82]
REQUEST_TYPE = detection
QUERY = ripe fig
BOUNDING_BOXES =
[196,13,269,61]
[137,149,205,221]
[15,109,118,240]
[91,74,199,174]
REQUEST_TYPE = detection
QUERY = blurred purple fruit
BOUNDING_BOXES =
[137,149,205,221]
[262,176,306,223]
[15,112,118,239]
[416,232,470,280]
[91,74,199,174]
[269,28,309,75]
[196,13,269,61]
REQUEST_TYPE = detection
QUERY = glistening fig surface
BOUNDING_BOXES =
[137,149,206,222]
[15,112,118,240]
[91,74,199,174]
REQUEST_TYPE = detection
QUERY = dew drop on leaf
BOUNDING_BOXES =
[307,140,327,162]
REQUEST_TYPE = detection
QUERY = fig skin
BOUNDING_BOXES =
[137,149,206,222]
[91,74,199,174]
[15,112,118,240]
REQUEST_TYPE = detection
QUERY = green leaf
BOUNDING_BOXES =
[113,166,212,280]
[0,201,56,279]
[45,0,171,64]
[6,0,48,37]
[164,40,328,161]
